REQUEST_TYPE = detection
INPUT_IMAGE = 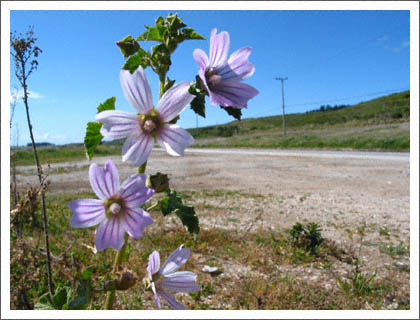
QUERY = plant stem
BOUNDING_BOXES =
[21,62,54,297]
[104,234,129,309]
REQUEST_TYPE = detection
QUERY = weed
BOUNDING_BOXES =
[288,222,324,255]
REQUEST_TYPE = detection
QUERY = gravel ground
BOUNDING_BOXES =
[15,148,411,292]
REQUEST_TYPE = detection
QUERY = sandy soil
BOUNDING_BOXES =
[15,148,411,294]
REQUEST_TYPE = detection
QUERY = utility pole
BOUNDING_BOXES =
[275,77,288,136]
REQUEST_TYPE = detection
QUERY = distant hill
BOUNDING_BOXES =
[187,90,410,140]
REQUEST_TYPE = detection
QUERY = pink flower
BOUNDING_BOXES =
[68,160,154,251]
[96,66,195,167]
[147,245,201,309]
[193,28,259,109]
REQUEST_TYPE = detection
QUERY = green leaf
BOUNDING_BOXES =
[137,26,166,42]
[123,49,149,73]
[175,206,200,239]
[189,88,206,118]
[160,190,200,238]
[163,76,176,92]
[35,292,56,310]
[81,266,93,280]
[122,48,149,73]
[182,27,205,40]
[84,122,103,161]
[116,35,140,58]
[220,106,242,121]
[97,97,115,114]
[160,190,183,216]
[35,286,73,310]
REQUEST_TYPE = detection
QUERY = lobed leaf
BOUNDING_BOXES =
[220,106,242,121]
[160,190,200,238]
[84,122,103,161]
[122,48,150,73]
[116,35,140,58]
[97,97,115,114]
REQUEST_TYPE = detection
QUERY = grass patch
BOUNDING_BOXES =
[10,190,410,310]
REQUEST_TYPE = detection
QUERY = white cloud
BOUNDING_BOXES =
[34,131,66,142]
[10,89,43,102]
[382,39,410,53]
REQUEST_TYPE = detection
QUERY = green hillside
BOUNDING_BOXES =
[188,90,410,151]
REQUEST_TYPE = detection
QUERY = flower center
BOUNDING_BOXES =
[138,109,162,137]
[105,196,125,218]
[205,68,222,86]
[109,203,121,215]
[143,119,156,133]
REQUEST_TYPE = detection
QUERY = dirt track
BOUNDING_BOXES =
[15,148,411,286]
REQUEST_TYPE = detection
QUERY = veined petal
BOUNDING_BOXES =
[89,161,120,200]
[163,271,201,293]
[159,245,190,276]
[69,199,106,228]
[119,174,154,207]
[120,67,154,114]
[218,46,255,81]
[157,288,186,310]
[152,282,162,309]
[96,110,139,139]
[123,207,153,239]
[157,125,194,157]
[147,251,161,278]
[193,48,209,70]
[210,81,259,108]
[156,82,195,122]
[95,216,126,251]
[209,28,230,69]
[121,131,154,167]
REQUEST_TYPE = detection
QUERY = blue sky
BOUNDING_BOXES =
[9,10,410,145]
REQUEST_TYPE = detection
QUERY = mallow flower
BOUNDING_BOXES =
[96,66,195,167]
[68,160,154,251]
[146,245,201,309]
[193,28,259,109]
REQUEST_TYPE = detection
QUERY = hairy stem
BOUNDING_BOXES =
[104,234,129,309]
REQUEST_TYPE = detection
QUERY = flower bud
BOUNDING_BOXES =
[115,270,138,291]
[146,172,169,193]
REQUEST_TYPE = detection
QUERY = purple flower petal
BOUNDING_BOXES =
[147,251,160,278]
[151,283,161,309]
[122,207,153,238]
[159,245,190,276]
[119,174,154,207]
[157,124,194,157]
[121,131,154,167]
[209,28,230,69]
[163,271,201,293]
[193,48,209,70]
[209,80,259,109]
[96,110,139,139]
[120,67,154,114]
[157,288,186,310]
[69,199,106,228]
[156,82,195,122]
[89,161,120,199]
[95,216,126,251]
[218,46,255,82]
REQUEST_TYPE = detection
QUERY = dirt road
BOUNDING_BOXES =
[15,148,411,283]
